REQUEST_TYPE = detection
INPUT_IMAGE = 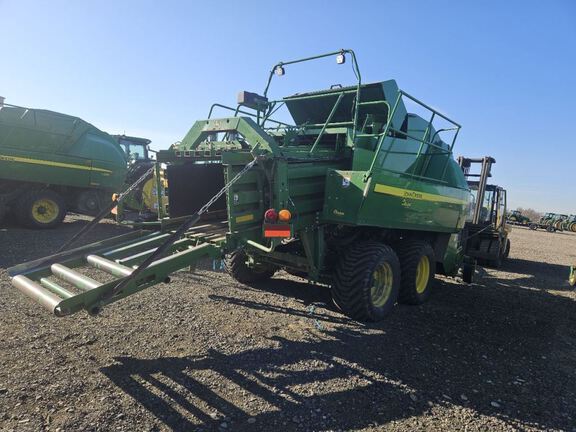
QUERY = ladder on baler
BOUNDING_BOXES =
[8,222,226,317]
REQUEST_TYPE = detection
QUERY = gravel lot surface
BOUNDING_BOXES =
[1,216,575,431]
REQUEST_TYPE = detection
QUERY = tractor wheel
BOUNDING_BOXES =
[333,241,400,322]
[0,202,6,226]
[396,241,436,305]
[16,190,66,229]
[462,262,475,284]
[529,224,537,230]
[489,250,503,268]
[503,238,511,259]
[546,225,556,233]
[224,249,276,284]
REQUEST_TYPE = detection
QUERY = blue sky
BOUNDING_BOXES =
[1,0,575,213]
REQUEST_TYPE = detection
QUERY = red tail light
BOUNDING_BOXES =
[264,208,278,222]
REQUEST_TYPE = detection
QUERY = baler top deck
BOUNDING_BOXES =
[9,50,472,319]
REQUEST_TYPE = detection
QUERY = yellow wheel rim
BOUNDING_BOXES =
[415,255,430,294]
[371,262,394,307]
[570,267,576,287]
[32,199,59,224]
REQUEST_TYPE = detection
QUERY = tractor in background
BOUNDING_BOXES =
[507,209,531,226]
[529,213,568,232]
[458,156,510,267]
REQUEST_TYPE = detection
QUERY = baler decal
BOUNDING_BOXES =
[0,154,112,174]
[374,184,467,205]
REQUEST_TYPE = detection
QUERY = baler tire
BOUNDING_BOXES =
[333,241,400,322]
[396,241,436,305]
[224,250,276,284]
[16,190,66,229]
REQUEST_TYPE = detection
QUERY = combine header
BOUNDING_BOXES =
[9,50,474,322]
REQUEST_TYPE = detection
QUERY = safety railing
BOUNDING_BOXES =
[364,90,461,183]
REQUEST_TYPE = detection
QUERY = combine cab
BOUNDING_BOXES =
[9,50,474,322]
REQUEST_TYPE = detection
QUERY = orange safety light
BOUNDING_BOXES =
[278,209,292,222]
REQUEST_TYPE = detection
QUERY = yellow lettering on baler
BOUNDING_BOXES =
[374,184,466,205]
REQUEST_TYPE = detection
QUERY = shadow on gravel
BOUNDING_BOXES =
[0,218,131,268]
[485,258,575,291]
[209,294,350,325]
[101,276,576,431]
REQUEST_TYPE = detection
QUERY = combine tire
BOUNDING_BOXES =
[16,190,66,229]
[77,190,105,216]
[224,249,276,284]
[396,241,435,305]
[333,241,400,322]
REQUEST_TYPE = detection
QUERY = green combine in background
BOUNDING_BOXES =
[0,99,163,228]
[0,99,129,228]
[9,50,478,322]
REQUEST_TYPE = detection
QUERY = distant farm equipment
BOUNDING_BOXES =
[529,212,569,232]
[507,209,531,226]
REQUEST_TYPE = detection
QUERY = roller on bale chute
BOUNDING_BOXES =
[9,49,481,322]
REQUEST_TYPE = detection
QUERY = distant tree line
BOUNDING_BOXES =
[515,207,542,222]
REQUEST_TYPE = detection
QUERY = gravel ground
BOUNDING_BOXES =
[1,216,575,432]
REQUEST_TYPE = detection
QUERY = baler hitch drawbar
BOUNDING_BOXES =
[9,158,260,317]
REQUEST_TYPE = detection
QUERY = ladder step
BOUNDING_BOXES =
[87,255,132,278]
[51,264,102,291]
[40,278,74,299]
[12,275,63,314]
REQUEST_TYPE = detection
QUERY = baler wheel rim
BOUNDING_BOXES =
[32,199,59,224]
[415,255,430,294]
[396,240,436,305]
[370,262,394,307]
[16,190,67,229]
